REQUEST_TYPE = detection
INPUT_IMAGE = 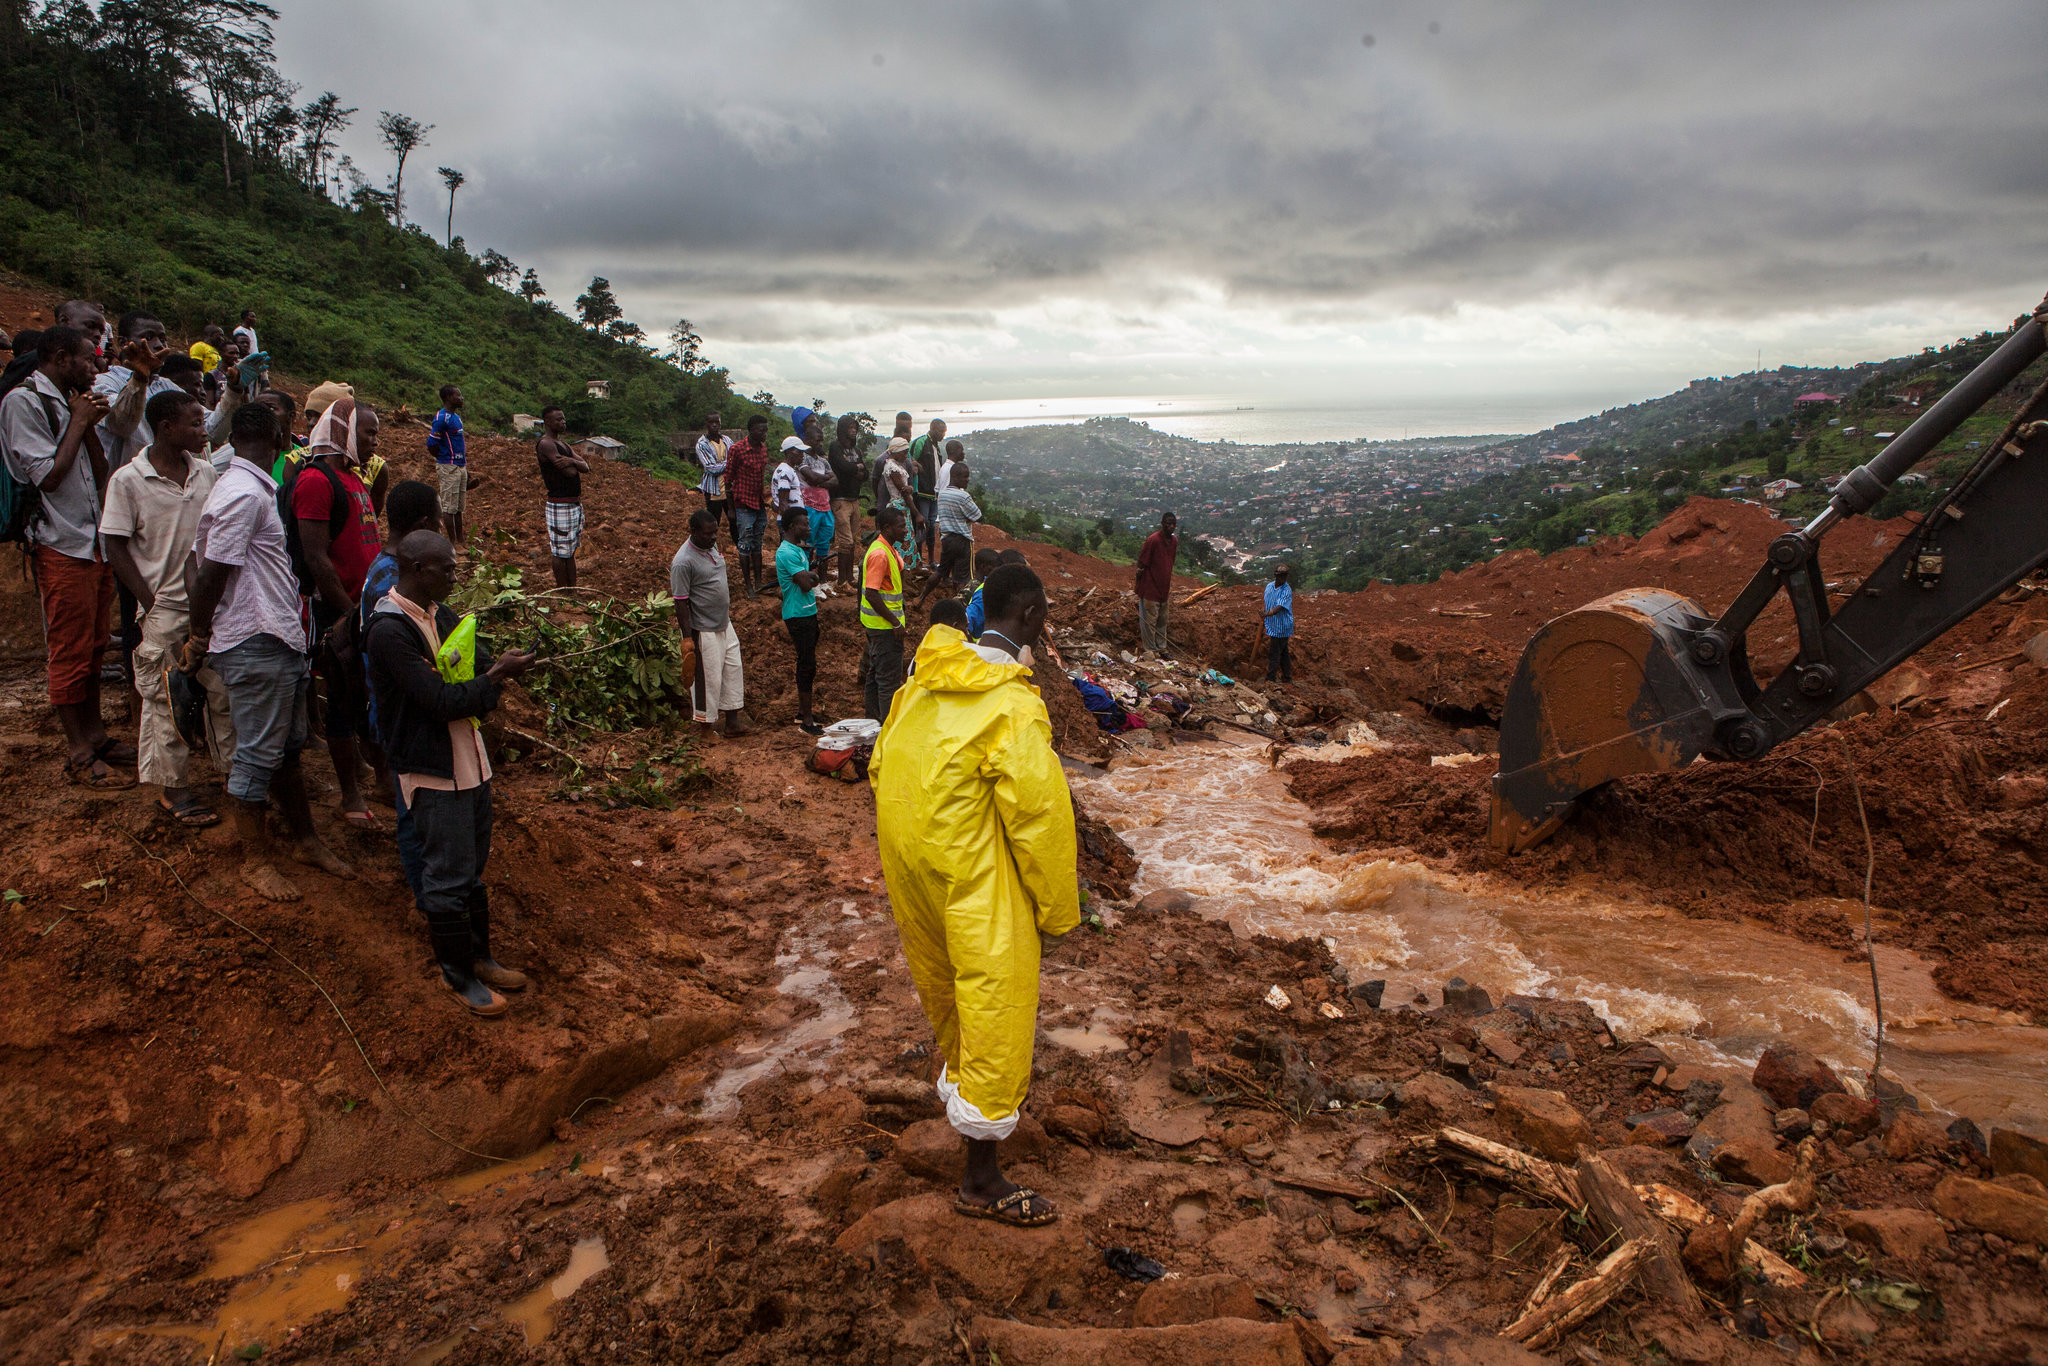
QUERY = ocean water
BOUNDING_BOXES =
[848,392,1633,446]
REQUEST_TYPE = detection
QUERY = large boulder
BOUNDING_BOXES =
[1809,1092,1878,1138]
[1882,1110,1950,1161]
[973,1315,1326,1366]
[1685,1086,1778,1166]
[1492,1086,1593,1162]
[1132,1273,1262,1327]
[1395,1073,1480,1126]
[838,1194,1089,1308]
[1441,978,1494,1017]
[1991,1128,2048,1187]
[1842,1208,1949,1261]
[1751,1043,1848,1111]
[1710,1138,1794,1188]
[1933,1175,2048,1246]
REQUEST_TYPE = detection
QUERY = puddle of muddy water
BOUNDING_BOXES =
[1074,738,2048,1136]
[699,935,859,1116]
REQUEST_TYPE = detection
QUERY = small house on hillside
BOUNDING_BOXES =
[1795,392,1840,405]
[1762,478,1802,500]
[586,380,612,400]
[572,435,627,462]
[512,413,541,433]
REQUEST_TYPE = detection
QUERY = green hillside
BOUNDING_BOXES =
[0,1,763,476]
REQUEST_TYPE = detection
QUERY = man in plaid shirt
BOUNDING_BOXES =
[726,412,769,597]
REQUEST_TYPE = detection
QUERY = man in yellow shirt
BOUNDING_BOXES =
[188,324,225,373]
[870,563,1079,1226]
[860,505,909,720]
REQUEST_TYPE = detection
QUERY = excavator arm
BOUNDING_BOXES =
[1491,298,2048,852]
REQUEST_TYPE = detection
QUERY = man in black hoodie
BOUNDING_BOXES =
[364,530,536,1016]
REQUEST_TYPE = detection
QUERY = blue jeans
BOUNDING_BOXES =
[807,509,834,567]
[393,786,427,913]
[211,632,311,802]
[733,505,766,556]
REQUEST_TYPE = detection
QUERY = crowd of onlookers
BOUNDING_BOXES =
[0,299,1265,1018]
[0,301,532,1016]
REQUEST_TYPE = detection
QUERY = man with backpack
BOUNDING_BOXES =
[291,396,387,830]
[188,402,354,902]
[0,324,132,788]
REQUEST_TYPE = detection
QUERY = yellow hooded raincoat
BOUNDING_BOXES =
[870,625,1081,1139]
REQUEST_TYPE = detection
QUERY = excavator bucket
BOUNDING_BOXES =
[1490,588,1747,853]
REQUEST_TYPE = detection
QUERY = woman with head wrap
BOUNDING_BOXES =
[879,435,924,569]
[293,394,391,827]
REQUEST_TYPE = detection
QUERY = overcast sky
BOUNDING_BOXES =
[279,1,2047,421]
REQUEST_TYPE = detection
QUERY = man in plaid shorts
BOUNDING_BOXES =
[535,406,589,588]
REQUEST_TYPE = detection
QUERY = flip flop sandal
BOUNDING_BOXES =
[341,806,380,831]
[954,1187,1057,1228]
[93,738,139,766]
[65,758,136,791]
[158,794,221,828]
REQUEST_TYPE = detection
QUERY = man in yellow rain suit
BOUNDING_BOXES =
[871,563,1079,1226]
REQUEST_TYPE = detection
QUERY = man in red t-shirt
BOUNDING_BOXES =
[724,412,771,597]
[1134,511,1178,656]
[295,399,389,826]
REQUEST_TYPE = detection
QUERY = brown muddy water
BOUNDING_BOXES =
[1072,736,2048,1137]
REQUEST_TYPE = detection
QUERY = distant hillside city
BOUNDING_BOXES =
[964,329,2034,588]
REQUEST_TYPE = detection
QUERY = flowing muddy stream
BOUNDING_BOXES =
[1072,736,2048,1136]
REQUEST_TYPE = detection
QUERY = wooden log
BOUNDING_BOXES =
[1516,1245,1574,1318]
[1636,1182,1808,1289]
[1179,582,1222,606]
[1502,1236,1652,1349]
[1575,1152,1700,1316]
[1426,1128,1583,1208]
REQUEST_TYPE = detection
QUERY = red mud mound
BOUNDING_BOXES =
[1291,593,2048,1019]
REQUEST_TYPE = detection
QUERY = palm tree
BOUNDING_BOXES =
[438,166,465,246]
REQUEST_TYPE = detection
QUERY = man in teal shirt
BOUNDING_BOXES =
[775,507,823,735]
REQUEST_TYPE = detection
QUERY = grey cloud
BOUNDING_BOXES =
[281,0,2048,364]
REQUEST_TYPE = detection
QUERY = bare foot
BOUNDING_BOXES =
[242,861,302,902]
[291,839,355,878]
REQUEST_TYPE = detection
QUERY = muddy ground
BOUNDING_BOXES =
[0,289,2045,1361]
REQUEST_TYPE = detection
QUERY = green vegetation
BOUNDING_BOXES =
[0,2,771,472]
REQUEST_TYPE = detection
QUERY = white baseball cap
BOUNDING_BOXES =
[780,435,810,452]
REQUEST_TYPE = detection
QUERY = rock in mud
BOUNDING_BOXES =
[1934,1174,2048,1246]
[1992,1127,2048,1187]
[1710,1138,1794,1187]
[1751,1042,1848,1111]
[1395,1073,1478,1125]
[1843,1208,1950,1261]
[1773,1108,1812,1140]
[1809,1092,1878,1138]
[858,1075,945,1120]
[1347,979,1386,1010]
[973,1315,1328,1366]
[1131,1272,1262,1327]
[1493,1085,1593,1162]
[891,1115,1049,1182]
[1440,977,1493,1017]
[1685,1086,1777,1166]
[1624,1108,1695,1145]
[1949,1117,1989,1154]
[838,1194,1088,1307]
[202,1070,307,1199]
[1134,887,1195,916]
[1883,1109,1951,1160]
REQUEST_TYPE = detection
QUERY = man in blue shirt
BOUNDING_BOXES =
[427,384,468,546]
[964,548,1018,639]
[1262,564,1294,684]
[775,507,825,735]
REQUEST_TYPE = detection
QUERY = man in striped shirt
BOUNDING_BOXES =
[916,462,981,612]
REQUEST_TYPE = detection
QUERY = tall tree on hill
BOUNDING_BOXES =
[480,249,517,289]
[576,276,624,332]
[518,268,548,309]
[437,165,464,245]
[376,110,431,225]
[664,318,704,373]
[298,91,355,196]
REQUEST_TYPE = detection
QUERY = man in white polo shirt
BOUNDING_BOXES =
[188,401,353,901]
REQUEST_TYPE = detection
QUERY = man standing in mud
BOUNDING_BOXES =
[1135,511,1177,656]
[870,563,1079,1227]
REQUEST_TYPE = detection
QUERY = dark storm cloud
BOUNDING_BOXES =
[285,0,2048,341]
